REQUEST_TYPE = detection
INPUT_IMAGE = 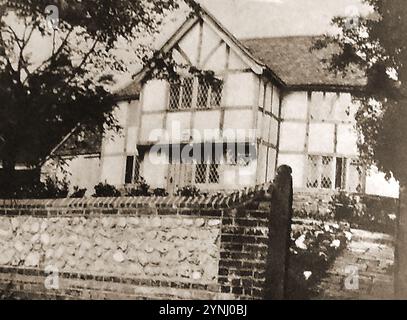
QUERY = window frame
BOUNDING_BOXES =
[168,76,223,111]
[306,155,365,192]
[193,162,220,185]
[124,154,141,185]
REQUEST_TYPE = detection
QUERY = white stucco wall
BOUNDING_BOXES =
[142,80,168,112]
[277,90,400,198]
[42,155,101,196]
[224,73,258,107]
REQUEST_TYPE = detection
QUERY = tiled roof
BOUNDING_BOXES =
[54,127,102,157]
[114,81,142,100]
[241,36,367,88]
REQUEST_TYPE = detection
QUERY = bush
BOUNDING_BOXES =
[125,178,155,197]
[11,177,69,199]
[153,188,168,197]
[70,186,87,198]
[286,219,350,300]
[176,185,204,198]
[329,191,360,221]
[329,191,396,233]
[93,182,121,197]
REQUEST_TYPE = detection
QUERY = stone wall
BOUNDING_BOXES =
[0,171,293,300]
[0,213,220,299]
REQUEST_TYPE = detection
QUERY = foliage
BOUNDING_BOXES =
[70,186,87,198]
[176,185,203,198]
[329,191,361,221]
[0,0,179,191]
[315,0,407,184]
[93,182,121,198]
[124,178,169,197]
[329,191,397,233]
[286,220,350,299]
[153,188,168,197]
[125,178,151,197]
[7,177,69,199]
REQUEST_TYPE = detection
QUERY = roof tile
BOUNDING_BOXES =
[241,35,366,88]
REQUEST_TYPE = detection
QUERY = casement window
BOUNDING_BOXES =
[125,155,141,184]
[163,143,221,185]
[197,78,223,109]
[307,155,334,189]
[169,77,193,110]
[224,143,256,166]
[193,143,221,185]
[194,163,220,184]
[168,77,223,111]
[306,155,365,192]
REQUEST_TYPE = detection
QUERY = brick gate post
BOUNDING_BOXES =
[264,165,293,300]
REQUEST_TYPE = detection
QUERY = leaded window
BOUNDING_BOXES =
[306,155,365,192]
[168,77,223,111]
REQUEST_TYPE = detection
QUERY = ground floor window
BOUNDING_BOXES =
[124,155,140,184]
[194,163,220,184]
[306,155,365,192]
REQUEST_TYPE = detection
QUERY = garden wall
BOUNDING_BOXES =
[0,166,293,300]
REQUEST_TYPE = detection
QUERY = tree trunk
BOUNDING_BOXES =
[395,183,407,298]
[0,155,17,198]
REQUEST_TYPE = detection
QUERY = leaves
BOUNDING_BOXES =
[287,220,350,299]
[317,0,407,184]
[0,0,179,187]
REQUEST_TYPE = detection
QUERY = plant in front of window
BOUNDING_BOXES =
[153,188,168,197]
[176,185,204,198]
[70,186,87,199]
[93,183,122,198]
[329,191,363,221]
[125,177,152,197]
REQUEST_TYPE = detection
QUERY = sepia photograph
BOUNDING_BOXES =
[0,0,405,307]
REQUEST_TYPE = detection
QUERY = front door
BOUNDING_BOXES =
[166,163,193,195]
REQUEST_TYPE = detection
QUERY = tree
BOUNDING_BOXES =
[316,0,406,183]
[316,0,407,297]
[0,0,178,195]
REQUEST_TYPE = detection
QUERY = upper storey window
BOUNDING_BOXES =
[168,77,223,111]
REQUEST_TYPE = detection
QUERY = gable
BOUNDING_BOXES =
[133,8,270,86]
[174,18,248,72]
[119,7,367,99]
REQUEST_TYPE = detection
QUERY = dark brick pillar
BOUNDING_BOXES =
[264,165,293,300]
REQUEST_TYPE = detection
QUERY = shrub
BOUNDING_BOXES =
[93,182,121,197]
[11,177,69,199]
[125,178,151,197]
[70,186,87,198]
[153,188,168,197]
[329,191,360,221]
[286,220,350,299]
[329,191,396,233]
[176,185,203,198]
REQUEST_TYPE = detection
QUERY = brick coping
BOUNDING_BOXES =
[0,183,273,210]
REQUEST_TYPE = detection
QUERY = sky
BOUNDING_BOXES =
[5,0,372,90]
[196,0,371,38]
